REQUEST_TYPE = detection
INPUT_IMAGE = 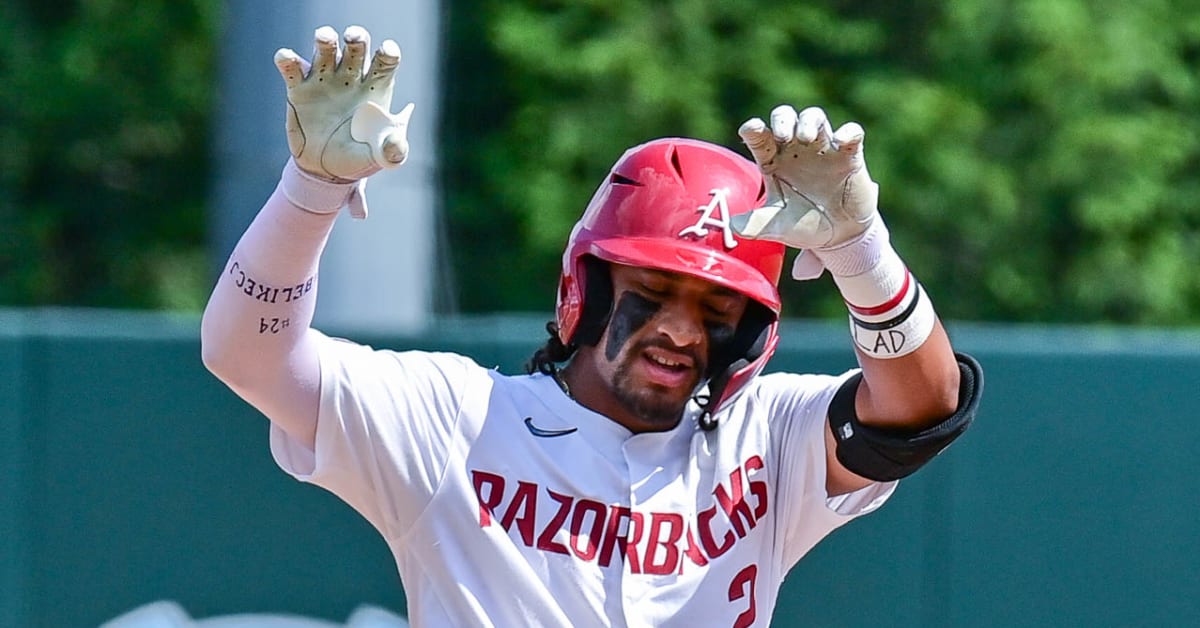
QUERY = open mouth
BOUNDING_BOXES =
[639,349,696,389]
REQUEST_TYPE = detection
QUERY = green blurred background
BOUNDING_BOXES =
[5,0,1200,323]
[3,0,1200,626]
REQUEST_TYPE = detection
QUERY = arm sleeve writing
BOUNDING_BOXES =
[200,164,344,444]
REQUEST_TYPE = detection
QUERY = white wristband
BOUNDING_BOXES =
[279,158,370,219]
[847,278,935,359]
[813,218,936,359]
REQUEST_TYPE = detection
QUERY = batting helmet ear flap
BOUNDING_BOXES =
[571,256,614,347]
[698,301,775,431]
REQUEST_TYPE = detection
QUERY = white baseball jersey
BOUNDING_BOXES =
[270,335,896,627]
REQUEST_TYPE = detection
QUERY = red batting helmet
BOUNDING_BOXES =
[555,137,786,425]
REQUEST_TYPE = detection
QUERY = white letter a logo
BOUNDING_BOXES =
[678,188,738,249]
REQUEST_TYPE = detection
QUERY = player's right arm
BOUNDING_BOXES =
[200,26,414,450]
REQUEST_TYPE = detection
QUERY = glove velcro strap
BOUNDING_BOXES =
[280,158,360,215]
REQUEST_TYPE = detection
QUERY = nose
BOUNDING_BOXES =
[654,300,705,348]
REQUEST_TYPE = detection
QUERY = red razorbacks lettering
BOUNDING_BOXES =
[471,455,767,574]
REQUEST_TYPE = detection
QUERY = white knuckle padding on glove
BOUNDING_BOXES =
[731,105,880,278]
[273,25,415,216]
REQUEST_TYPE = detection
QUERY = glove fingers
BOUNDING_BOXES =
[311,26,342,78]
[284,26,415,183]
[340,25,370,79]
[364,39,401,109]
[365,39,402,84]
[832,121,865,154]
[796,106,833,152]
[769,104,799,143]
[738,117,777,167]
[738,102,878,250]
[274,48,310,88]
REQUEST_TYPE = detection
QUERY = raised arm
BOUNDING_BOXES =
[200,25,414,449]
[733,105,981,496]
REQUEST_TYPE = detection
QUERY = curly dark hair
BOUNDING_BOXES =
[525,321,578,376]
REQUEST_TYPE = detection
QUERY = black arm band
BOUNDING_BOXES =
[828,352,983,482]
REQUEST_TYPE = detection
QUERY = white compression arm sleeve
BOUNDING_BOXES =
[200,159,354,448]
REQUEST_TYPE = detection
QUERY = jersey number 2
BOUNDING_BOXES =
[728,564,758,628]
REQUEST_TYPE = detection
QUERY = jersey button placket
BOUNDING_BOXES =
[620,432,687,628]
[621,438,652,628]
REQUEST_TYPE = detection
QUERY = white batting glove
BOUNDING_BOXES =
[731,105,880,280]
[274,25,414,217]
[733,106,938,359]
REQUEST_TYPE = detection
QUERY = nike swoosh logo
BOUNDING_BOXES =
[524,417,578,438]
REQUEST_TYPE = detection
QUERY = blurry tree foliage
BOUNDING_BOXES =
[4,1,1200,326]
[0,0,218,310]
[442,0,1200,325]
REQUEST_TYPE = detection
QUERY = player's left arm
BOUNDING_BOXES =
[733,105,983,496]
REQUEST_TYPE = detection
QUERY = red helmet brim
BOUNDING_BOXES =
[583,236,782,314]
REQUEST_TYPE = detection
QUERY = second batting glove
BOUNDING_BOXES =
[274,25,415,218]
[730,105,879,279]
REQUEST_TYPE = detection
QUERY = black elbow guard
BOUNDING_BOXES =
[828,352,983,482]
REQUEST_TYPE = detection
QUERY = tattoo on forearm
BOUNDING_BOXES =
[228,261,314,304]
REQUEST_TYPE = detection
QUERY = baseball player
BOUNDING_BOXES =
[201,25,983,627]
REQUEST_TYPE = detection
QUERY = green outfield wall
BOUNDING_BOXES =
[1,308,1197,627]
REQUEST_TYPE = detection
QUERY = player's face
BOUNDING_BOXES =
[581,264,748,432]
